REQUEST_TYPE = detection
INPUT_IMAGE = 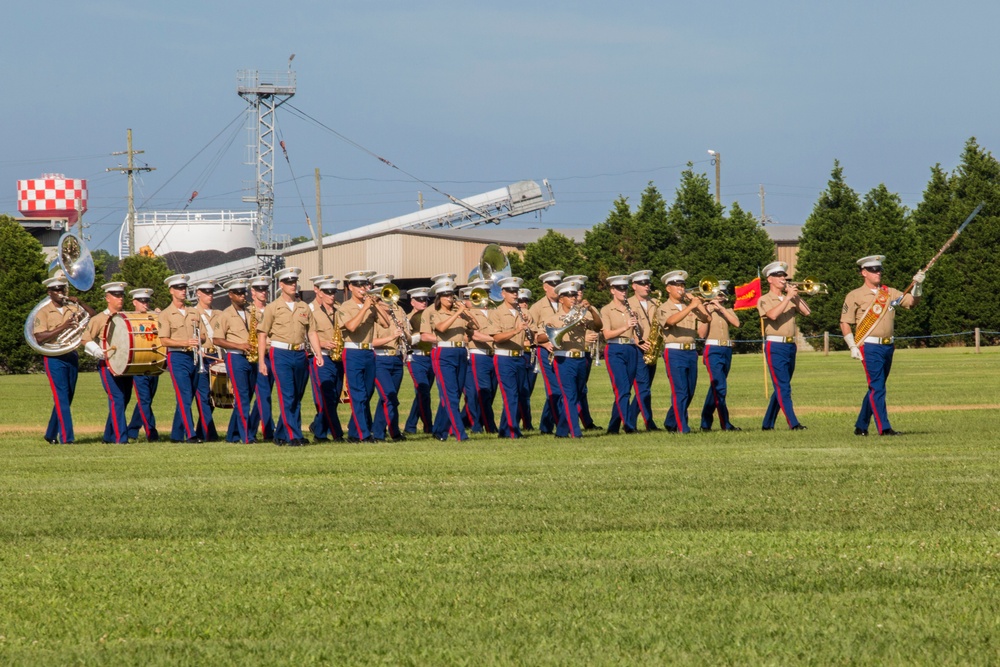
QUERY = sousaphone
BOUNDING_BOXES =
[23,230,96,356]
[467,243,511,302]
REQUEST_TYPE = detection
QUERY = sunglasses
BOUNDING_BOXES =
[865,266,884,273]
[229,290,247,296]
[108,292,125,299]
[172,284,188,290]
[562,291,579,297]
[502,287,519,293]
[198,289,215,295]
[321,288,338,295]
[280,278,298,285]
[668,281,686,287]
[349,280,370,287]
[544,280,561,286]
[633,280,651,287]
[771,273,788,278]
[611,285,627,291]
[252,286,267,291]
[48,286,67,293]
[438,292,455,298]
[412,297,430,303]
[134,298,151,304]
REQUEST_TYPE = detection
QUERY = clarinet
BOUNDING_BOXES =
[518,303,537,367]
[622,298,645,345]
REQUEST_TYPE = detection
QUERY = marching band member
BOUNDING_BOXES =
[698,281,742,431]
[126,287,160,442]
[528,270,565,434]
[192,279,220,442]
[840,255,925,436]
[564,275,600,431]
[656,270,710,434]
[758,261,810,431]
[516,288,535,432]
[247,275,274,441]
[484,276,531,439]
[601,275,645,434]
[307,278,345,442]
[463,279,498,434]
[536,280,602,438]
[371,274,408,442]
[337,270,392,443]
[423,278,473,442]
[257,267,323,446]
[627,270,660,431]
[158,274,205,443]
[212,279,257,443]
[35,276,94,444]
[82,281,134,443]
[404,287,436,435]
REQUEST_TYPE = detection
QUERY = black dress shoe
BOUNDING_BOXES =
[624,427,637,434]
[584,423,601,431]
[762,427,774,431]
[725,426,742,432]
[434,434,448,442]
[665,427,678,433]
[274,439,288,446]
[854,428,868,436]
[45,438,59,444]
[172,437,203,443]
[148,429,160,442]
[880,429,903,436]
[605,429,619,436]
[332,436,345,442]
[391,434,407,442]
[791,424,807,431]
[646,425,661,432]
[701,427,713,432]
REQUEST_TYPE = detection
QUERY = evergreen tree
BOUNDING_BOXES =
[111,255,174,310]
[907,165,952,340]
[0,216,48,373]
[795,162,867,344]
[509,231,586,304]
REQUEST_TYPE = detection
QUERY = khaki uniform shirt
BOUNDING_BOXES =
[374,303,409,352]
[627,295,659,341]
[215,305,252,346]
[656,301,699,344]
[336,300,377,346]
[841,285,903,339]
[33,300,76,335]
[408,309,433,353]
[259,298,312,346]
[600,300,638,344]
[467,309,493,352]
[539,308,597,352]
[704,308,736,343]
[485,306,533,352]
[158,304,201,348]
[757,291,798,338]
[196,306,219,352]
[82,309,112,346]
[312,303,339,346]
[423,305,469,344]
[528,297,559,336]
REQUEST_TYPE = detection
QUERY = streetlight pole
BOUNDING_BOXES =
[707,149,721,205]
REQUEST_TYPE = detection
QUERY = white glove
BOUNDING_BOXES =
[850,346,863,361]
[410,333,421,346]
[84,341,106,359]
[912,270,926,284]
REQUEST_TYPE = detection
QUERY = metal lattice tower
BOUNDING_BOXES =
[237,68,295,270]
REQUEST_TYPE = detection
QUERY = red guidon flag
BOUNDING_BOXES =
[733,277,762,311]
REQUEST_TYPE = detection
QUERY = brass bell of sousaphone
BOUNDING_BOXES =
[23,229,96,356]
[467,243,511,302]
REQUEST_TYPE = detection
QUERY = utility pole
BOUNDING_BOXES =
[707,150,721,205]
[315,168,324,275]
[760,184,766,221]
[108,129,155,257]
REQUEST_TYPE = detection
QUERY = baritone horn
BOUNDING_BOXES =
[788,277,828,295]
[469,287,492,308]
[379,283,400,304]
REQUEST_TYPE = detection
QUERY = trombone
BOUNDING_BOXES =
[787,277,828,296]
[469,287,492,309]
[685,276,722,300]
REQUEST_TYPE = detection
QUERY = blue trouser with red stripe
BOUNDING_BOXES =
[662,348,698,433]
[194,362,219,442]
[249,352,275,440]
[552,354,587,438]
[536,348,562,434]
[270,347,308,443]
[225,352,257,443]
[98,360,133,443]
[579,352,596,428]
[343,348,376,440]
[373,353,404,440]
[605,343,639,433]
[309,355,344,440]
[629,358,656,429]
[431,347,468,441]
[494,353,526,439]
[519,352,534,429]
[762,341,800,429]
[464,352,497,433]
[857,342,895,434]
[127,375,158,440]
[700,345,735,430]
[405,354,434,434]
[166,350,199,441]
[43,351,78,444]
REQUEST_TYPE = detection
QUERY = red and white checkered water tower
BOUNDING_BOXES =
[17,174,88,224]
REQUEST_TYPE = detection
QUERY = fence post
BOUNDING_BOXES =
[975,327,981,353]
[823,331,829,356]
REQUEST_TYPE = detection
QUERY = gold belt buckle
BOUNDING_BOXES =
[784,337,793,343]
[512,349,522,357]
[881,337,891,345]
[683,343,692,351]
[571,350,583,358]
[361,343,371,350]
[291,344,301,351]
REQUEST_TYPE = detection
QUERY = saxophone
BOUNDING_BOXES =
[247,305,259,363]
[330,309,344,362]
[642,291,664,365]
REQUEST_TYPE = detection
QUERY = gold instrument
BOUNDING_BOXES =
[467,243,511,302]
[24,229,96,357]
[641,290,663,366]
[685,276,722,300]
[374,284,411,355]
[544,304,587,363]
[469,287,492,308]
[379,283,400,304]
[788,278,828,295]
[246,306,259,363]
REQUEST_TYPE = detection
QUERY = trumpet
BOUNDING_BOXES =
[685,276,722,300]
[787,278,828,296]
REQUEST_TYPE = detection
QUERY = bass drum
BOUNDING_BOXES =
[209,362,235,409]
[104,312,166,376]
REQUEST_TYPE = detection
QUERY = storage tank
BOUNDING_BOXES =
[17,174,88,224]
[118,209,258,258]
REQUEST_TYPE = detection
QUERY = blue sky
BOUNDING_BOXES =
[3,1,998,253]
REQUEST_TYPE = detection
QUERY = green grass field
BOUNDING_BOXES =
[1,348,998,665]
